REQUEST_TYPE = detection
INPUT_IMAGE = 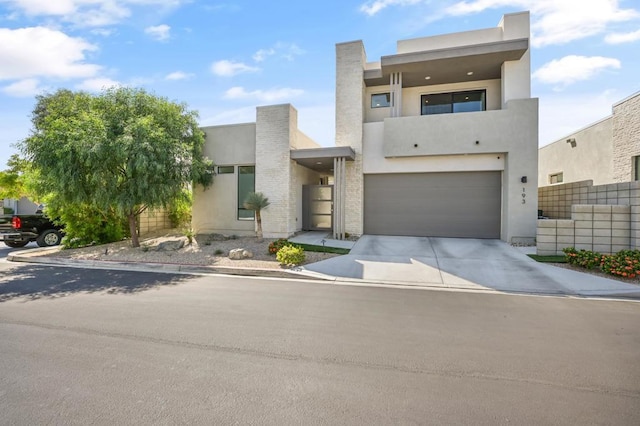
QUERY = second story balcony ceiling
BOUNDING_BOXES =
[364,38,528,88]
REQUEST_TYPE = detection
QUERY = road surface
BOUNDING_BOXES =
[1,263,639,424]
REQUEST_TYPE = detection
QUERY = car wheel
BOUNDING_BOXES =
[36,229,62,247]
[5,240,29,248]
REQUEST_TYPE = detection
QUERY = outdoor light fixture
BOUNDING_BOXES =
[566,138,577,148]
[521,176,527,183]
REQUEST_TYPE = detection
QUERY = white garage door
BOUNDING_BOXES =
[364,171,501,238]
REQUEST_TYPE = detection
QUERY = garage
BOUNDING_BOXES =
[363,171,502,238]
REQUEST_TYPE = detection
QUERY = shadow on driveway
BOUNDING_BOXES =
[0,264,192,303]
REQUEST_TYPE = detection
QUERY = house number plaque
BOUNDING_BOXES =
[522,187,526,204]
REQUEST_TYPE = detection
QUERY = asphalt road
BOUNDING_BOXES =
[1,263,639,425]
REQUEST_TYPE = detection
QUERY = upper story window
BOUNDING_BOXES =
[371,93,390,108]
[549,172,563,184]
[421,90,486,115]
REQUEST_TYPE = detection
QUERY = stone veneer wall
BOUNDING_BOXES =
[538,180,640,253]
[335,41,365,236]
[613,92,640,182]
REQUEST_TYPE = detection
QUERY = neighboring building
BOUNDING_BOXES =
[193,11,538,243]
[1,197,38,215]
[538,91,640,187]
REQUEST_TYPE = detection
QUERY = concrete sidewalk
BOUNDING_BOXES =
[299,235,640,298]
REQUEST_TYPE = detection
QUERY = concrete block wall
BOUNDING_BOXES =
[537,205,631,255]
[539,180,640,249]
[138,208,172,236]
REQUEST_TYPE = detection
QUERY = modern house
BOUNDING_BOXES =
[192,11,538,243]
[536,91,640,255]
[538,91,640,187]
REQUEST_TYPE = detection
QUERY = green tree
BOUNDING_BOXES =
[20,87,213,247]
[0,154,31,200]
[243,192,270,242]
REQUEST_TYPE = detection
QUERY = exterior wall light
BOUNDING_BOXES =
[566,138,577,148]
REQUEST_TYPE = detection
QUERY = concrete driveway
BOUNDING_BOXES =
[301,235,640,297]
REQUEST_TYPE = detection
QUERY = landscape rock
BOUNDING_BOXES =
[156,239,185,252]
[229,248,253,260]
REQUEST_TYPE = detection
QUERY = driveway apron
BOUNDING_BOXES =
[301,235,640,297]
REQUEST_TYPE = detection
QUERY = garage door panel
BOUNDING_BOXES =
[364,172,501,238]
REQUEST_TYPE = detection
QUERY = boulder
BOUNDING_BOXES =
[229,248,253,260]
[156,239,185,252]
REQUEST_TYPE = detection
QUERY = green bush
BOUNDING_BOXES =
[600,250,640,279]
[563,247,602,269]
[268,238,289,255]
[276,244,305,266]
[168,189,192,228]
[563,247,640,279]
[49,203,127,249]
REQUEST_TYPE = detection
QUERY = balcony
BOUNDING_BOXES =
[375,98,537,158]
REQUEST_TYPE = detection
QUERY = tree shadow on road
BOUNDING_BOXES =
[0,264,193,302]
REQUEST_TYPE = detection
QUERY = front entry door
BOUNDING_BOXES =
[302,185,333,231]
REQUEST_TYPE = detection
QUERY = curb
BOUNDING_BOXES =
[7,252,334,281]
[6,250,640,301]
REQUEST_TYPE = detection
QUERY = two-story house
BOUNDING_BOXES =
[192,11,538,243]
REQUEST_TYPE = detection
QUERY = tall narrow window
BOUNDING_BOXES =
[238,166,255,219]
[634,156,640,181]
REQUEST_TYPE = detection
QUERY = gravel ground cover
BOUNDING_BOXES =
[34,231,340,269]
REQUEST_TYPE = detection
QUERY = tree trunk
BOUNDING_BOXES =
[256,210,263,243]
[128,213,140,248]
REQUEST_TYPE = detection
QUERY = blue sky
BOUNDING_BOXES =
[1,0,639,169]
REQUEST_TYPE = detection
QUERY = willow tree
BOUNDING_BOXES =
[21,87,213,247]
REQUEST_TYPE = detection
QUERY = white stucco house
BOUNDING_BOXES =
[193,11,538,243]
[538,91,640,187]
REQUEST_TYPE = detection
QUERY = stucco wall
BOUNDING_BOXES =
[191,123,256,236]
[364,80,501,123]
[538,118,613,187]
[613,92,640,182]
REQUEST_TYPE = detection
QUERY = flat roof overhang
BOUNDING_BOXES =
[364,38,528,87]
[290,146,356,173]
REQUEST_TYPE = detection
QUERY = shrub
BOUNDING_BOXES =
[168,189,192,228]
[276,244,305,266]
[268,238,289,255]
[600,250,640,278]
[563,247,602,269]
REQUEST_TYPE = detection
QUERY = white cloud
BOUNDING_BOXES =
[211,60,260,77]
[76,77,121,91]
[444,0,639,47]
[144,24,170,41]
[1,0,186,28]
[0,27,100,80]
[165,71,193,80]
[90,28,114,37]
[224,86,304,103]
[253,48,275,62]
[533,55,621,87]
[1,78,43,97]
[253,42,305,63]
[359,0,422,16]
[605,29,640,44]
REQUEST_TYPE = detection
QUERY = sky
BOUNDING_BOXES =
[1,0,639,169]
